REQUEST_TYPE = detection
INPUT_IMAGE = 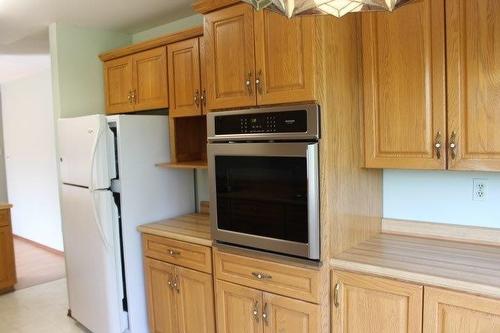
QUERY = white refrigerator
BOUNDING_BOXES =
[58,114,195,333]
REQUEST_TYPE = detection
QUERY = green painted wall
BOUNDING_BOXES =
[49,23,131,119]
[132,14,203,43]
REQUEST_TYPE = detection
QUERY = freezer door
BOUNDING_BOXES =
[59,115,116,189]
[61,184,127,333]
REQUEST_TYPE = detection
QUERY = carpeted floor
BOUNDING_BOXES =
[13,237,66,290]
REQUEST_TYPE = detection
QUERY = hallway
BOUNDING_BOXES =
[14,236,66,290]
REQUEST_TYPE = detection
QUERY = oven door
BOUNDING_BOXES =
[208,142,319,260]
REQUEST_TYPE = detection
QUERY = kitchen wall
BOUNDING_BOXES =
[49,23,131,119]
[132,15,210,207]
[0,95,9,202]
[1,67,64,250]
[384,170,500,229]
[132,14,203,43]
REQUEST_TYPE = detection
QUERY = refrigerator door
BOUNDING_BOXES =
[59,115,116,189]
[61,184,127,333]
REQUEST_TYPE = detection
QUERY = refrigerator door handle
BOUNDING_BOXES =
[91,191,112,251]
[89,122,102,192]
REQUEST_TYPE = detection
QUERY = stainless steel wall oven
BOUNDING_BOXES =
[208,104,320,260]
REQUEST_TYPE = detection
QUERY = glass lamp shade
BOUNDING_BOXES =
[241,0,413,18]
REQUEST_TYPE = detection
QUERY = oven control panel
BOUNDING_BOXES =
[214,110,307,135]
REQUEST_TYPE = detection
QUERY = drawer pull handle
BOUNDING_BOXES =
[252,272,272,280]
[167,249,181,256]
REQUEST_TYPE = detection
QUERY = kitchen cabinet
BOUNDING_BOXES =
[144,257,215,333]
[0,208,16,293]
[104,46,168,114]
[363,0,500,171]
[216,280,319,333]
[446,0,500,171]
[424,287,500,333]
[167,38,206,117]
[204,3,316,110]
[362,0,446,169]
[331,271,423,333]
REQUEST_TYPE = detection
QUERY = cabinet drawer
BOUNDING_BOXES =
[0,210,10,227]
[214,249,320,303]
[143,234,212,274]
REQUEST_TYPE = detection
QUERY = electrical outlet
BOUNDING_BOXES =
[473,178,488,201]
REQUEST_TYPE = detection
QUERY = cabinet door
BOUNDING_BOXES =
[0,225,16,291]
[144,258,178,333]
[446,0,500,171]
[204,3,256,110]
[104,56,134,114]
[167,38,202,117]
[332,271,423,333]
[424,287,500,333]
[132,47,169,111]
[175,266,215,333]
[262,292,319,333]
[362,0,446,169]
[254,10,315,105]
[216,280,263,333]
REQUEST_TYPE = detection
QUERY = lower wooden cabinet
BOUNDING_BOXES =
[0,209,16,293]
[331,271,423,333]
[216,280,319,333]
[424,287,500,333]
[144,257,215,333]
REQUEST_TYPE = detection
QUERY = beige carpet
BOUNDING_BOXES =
[14,237,66,290]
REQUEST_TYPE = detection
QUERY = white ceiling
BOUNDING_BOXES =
[0,0,195,54]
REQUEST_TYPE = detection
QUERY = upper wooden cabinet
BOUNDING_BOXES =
[362,0,447,169]
[204,3,256,109]
[331,271,423,333]
[424,287,500,333]
[104,46,168,114]
[204,4,316,110]
[104,56,134,114]
[446,0,500,171]
[253,10,315,105]
[363,0,500,171]
[167,38,206,117]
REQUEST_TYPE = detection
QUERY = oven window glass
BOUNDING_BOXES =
[215,156,308,243]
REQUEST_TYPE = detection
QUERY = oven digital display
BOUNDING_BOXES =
[214,110,308,135]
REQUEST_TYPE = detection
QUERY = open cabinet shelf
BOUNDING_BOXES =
[166,115,207,170]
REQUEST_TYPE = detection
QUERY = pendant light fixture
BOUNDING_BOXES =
[241,0,413,18]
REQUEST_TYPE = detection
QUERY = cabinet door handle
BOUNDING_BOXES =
[252,300,260,323]
[252,272,272,280]
[127,90,133,103]
[172,276,180,293]
[255,70,263,95]
[334,283,341,308]
[262,302,269,325]
[194,89,200,107]
[200,89,207,107]
[130,89,136,103]
[245,72,253,96]
[434,131,442,159]
[449,131,458,160]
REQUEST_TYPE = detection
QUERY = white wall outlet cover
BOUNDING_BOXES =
[473,178,488,201]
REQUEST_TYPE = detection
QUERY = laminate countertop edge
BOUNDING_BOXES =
[138,226,213,247]
[330,257,500,300]
[0,203,12,210]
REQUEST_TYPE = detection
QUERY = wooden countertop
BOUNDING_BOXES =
[138,213,212,247]
[0,203,12,210]
[331,233,500,299]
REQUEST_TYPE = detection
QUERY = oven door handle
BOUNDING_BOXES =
[306,143,320,260]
